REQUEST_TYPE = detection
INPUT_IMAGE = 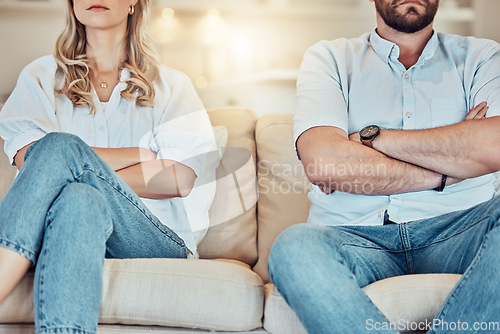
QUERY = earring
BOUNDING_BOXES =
[129,5,135,15]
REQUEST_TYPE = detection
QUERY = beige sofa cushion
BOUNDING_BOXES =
[263,274,461,334]
[199,108,259,265]
[0,324,268,334]
[0,259,264,332]
[253,114,311,282]
[0,138,16,201]
[0,108,259,266]
[263,283,306,334]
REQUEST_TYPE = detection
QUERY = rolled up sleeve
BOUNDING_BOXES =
[0,58,58,165]
[294,41,349,146]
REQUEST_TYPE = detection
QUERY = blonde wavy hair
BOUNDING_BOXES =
[55,0,160,113]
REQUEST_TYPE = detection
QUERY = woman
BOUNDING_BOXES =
[0,0,217,332]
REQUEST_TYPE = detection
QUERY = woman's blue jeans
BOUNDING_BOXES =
[0,133,187,334]
[268,195,500,334]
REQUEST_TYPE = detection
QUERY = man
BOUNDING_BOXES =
[268,0,500,333]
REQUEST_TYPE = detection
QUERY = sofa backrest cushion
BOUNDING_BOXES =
[0,138,17,201]
[253,113,312,282]
[0,106,259,266]
[199,108,259,265]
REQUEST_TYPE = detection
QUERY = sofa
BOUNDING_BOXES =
[0,106,478,333]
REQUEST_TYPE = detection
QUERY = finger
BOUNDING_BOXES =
[468,105,488,120]
[466,102,487,120]
[476,106,488,119]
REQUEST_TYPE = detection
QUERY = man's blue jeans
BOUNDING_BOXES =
[268,195,500,334]
[0,133,187,334]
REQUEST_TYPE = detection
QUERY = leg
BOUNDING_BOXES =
[405,196,500,334]
[0,133,187,332]
[34,183,111,334]
[0,132,187,261]
[0,248,30,303]
[268,223,407,334]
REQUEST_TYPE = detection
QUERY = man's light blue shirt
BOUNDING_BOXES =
[294,30,500,226]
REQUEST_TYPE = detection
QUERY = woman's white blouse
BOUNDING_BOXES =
[0,55,217,254]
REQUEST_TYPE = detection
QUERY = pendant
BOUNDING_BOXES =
[100,82,108,88]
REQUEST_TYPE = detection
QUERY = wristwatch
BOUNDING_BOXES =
[359,125,380,148]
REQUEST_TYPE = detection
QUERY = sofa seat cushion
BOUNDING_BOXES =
[0,324,269,334]
[263,274,461,334]
[0,259,264,332]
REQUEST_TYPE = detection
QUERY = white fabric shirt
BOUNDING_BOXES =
[295,30,500,227]
[0,55,217,254]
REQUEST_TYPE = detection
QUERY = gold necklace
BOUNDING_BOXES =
[100,82,108,88]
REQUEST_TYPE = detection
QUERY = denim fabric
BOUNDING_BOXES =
[268,195,500,334]
[0,133,187,334]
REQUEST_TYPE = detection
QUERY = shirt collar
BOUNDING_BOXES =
[369,29,439,66]
[120,68,131,82]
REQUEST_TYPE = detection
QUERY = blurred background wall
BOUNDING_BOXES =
[0,0,499,115]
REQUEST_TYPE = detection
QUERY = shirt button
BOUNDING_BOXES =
[406,112,413,118]
[404,73,410,79]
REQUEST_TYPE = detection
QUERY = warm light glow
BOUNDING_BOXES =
[151,7,179,44]
[195,76,209,88]
[202,9,225,45]
[232,39,253,60]
[207,9,221,19]
[161,8,175,20]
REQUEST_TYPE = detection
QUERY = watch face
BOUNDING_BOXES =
[360,125,379,139]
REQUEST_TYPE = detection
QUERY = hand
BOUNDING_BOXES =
[138,147,157,162]
[465,102,488,121]
[349,132,361,143]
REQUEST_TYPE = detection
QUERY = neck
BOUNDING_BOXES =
[85,24,128,72]
[376,16,434,69]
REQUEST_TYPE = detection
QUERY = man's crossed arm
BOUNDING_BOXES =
[297,103,500,195]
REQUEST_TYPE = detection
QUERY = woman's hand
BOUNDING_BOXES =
[13,142,36,171]
[465,102,488,120]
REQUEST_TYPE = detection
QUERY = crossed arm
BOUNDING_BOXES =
[297,103,500,195]
[14,145,195,199]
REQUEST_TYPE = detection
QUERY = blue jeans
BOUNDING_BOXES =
[268,195,500,334]
[0,133,187,334]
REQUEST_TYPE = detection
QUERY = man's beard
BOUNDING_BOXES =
[374,0,439,34]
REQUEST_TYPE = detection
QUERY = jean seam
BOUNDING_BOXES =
[333,243,399,333]
[408,215,492,252]
[336,242,406,254]
[399,223,413,274]
[79,166,185,249]
[36,224,51,328]
[37,327,95,334]
[431,229,491,333]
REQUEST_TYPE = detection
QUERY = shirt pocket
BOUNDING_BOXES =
[430,97,467,128]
